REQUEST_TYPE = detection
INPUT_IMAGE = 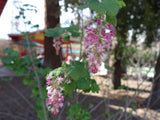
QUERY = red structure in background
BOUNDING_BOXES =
[8,31,79,58]
[8,30,45,57]
[0,0,7,16]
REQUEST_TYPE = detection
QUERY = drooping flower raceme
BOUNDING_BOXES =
[53,38,62,55]
[84,18,115,73]
[46,75,64,115]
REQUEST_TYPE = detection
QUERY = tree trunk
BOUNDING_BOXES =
[44,0,62,69]
[113,44,122,89]
[149,53,160,109]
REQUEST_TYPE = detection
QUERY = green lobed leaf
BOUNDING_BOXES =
[48,67,63,77]
[65,25,79,32]
[68,103,82,118]
[65,61,88,81]
[14,67,27,76]
[80,0,125,16]
[101,0,120,16]
[90,79,100,93]
[3,48,19,56]
[64,81,76,94]
[116,0,126,7]
[45,27,64,37]
[64,35,70,41]
[45,25,80,38]
[67,103,91,120]
[2,57,14,65]
[65,25,80,37]
[76,77,90,90]
[106,13,117,26]
[79,109,91,120]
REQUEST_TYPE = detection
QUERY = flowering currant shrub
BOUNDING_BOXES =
[84,17,115,73]
[45,16,116,118]
[45,15,117,119]
[46,75,64,115]
[46,61,100,116]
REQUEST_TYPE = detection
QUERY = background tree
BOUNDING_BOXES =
[112,0,160,89]
[142,0,160,109]
[112,0,132,89]
[44,0,85,69]
[44,0,62,69]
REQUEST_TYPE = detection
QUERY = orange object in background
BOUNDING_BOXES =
[8,30,44,43]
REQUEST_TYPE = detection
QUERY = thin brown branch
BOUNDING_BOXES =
[25,35,48,120]
[89,99,106,114]
[8,83,34,109]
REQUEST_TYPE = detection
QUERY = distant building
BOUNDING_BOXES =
[8,30,44,57]
[8,30,80,59]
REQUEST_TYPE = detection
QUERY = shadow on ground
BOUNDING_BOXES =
[0,76,154,120]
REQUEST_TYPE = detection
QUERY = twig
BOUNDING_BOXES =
[57,102,66,120]
[80,95,88,104]
[25,34,48,120]
[15,111,38,120]
[117,80,144,120]
[8,83,34,109]
[79,9,84,61]
[143,73,160,119]
[89,99,106,114]
[69,40,73,59]
[106,80,111,120]
[0,112,27,120]
[93,113,104,120]
[111,110,122,120]
[124,80,129,120]
[13,4,48,120]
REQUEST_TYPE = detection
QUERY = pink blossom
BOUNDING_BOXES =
[57,77,64,84]
[46,75,64,115]
[101,29,106,36]
[87,21,93,27]
[97,44,105,53]
[46,98,52,106]
[60,87,64,91]
[97,19,101,27]
[91,64,98,73]
[46,79,53,86]
[84,18,115,73]
[53,38,62,55]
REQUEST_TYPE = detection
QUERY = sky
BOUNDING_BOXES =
[0,0,77,40]
[0,0,142,42]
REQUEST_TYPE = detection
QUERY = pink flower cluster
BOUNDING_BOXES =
[53,38,62,55]
[46,76,64,115]
[84,18,115,73]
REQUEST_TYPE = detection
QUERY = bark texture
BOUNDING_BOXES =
[113,43,122,89]
[44,0,62,69]
[149,54,160,109]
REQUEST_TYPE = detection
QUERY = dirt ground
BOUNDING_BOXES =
[0,74,160,120]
